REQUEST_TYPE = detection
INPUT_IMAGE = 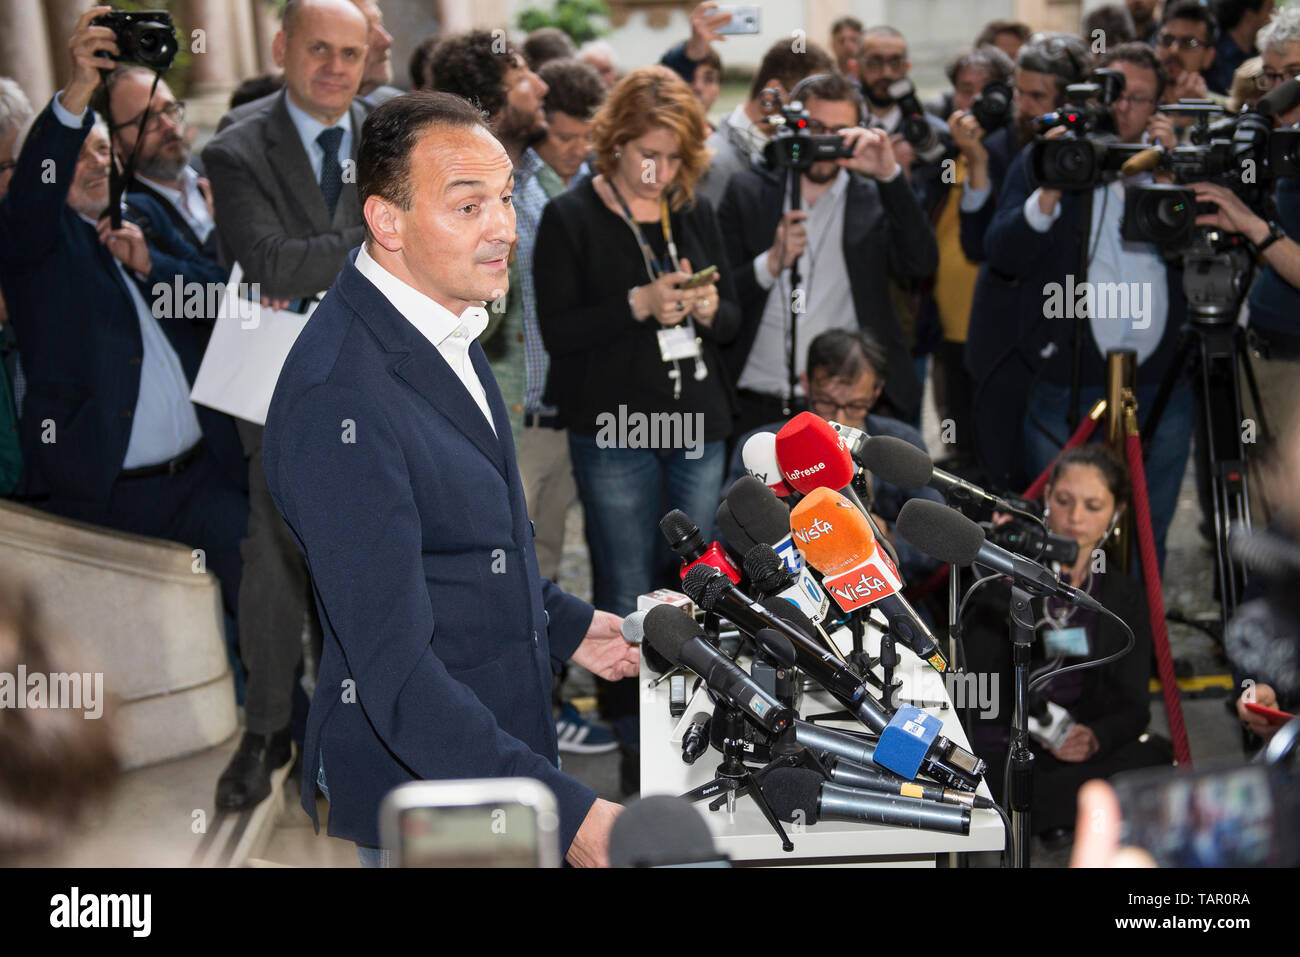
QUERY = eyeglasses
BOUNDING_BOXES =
[1156,33,1205,51]
[809,395,873,418]
[114,100,186,134]
[1255,69,1300,91]
[1114,93,1158,108]
[860,55,905,73]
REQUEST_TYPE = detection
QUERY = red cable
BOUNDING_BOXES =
[1126,430,1193,767]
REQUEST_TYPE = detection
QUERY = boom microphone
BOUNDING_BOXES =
[762,766,971,835]
[642,603,794,735]
[860,434,1018,513]
[896,499,1105,613]
[1257,75,1300,119]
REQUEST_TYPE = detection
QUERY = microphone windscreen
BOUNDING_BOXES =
[757,595,821,643]
[1119,147,1162,177]
[725,475,793,547]
[790,487,877,574]
[1257,75,1300,118]
[760,766,824,824]
[642,603,705,666]
[774,413,856,494]
[896,499,984,566]
[681,562,731,613]
[716,501,758,556]
[741,432,792,497]
[659,509,699,551]
[620,609,648,644]
[609,796,719,867]
[742,544,788,593]
[753,627,797,668]
[860,435,934,490]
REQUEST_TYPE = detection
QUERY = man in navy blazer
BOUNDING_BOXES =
[0,11,247,655]
[263,91,638,867]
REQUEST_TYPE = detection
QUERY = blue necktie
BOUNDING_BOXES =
[317,127,344,220]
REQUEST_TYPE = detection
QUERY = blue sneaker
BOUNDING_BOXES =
[555,702,619,754]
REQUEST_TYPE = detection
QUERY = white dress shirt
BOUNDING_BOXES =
[135,166,215,243]
[283,92,354,183]
[355,244,497,436]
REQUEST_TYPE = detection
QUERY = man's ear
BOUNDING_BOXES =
[272,31,286,69]
[364,194,403,252]
[800,370,810,395]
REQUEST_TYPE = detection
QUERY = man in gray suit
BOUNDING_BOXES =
[201,0,369,810]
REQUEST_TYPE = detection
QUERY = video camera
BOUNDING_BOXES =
[91,8,178,72]
[760,87,855,171]
[1028,69,1141,191]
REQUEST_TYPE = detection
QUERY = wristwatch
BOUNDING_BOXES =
[1256,220,1285,255]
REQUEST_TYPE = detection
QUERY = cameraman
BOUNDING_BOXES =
[717,72,938,434]
[981,44,1191,569]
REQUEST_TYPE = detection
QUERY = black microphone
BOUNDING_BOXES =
[1257,75,1300,119]
[743,543,832,626]
[660,508,742,583]
[762,766,971,835]
[724,475,805,573]
[609,795,727,867]
[681,711,712,765]
[642,603,794,735]
[861,434,1017,513]
[896,499,1106,613]
[824,756,995,810]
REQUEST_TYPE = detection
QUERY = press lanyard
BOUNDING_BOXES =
[607,179,680,280]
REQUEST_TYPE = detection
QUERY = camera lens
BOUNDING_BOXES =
[1056,142,1091,177]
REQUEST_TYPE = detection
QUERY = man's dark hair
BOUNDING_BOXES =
[91,64,154,131]
[749,39,834,101]
[408,33,441,90]
[796,72,864,121]
[1211,0,1268,33]
[945,44,1015,87]
[1017,32,1095,98]
[428,29,518,119]
[807,329,889,385]
[831,16,863,36]
[229,73,284,110]
[538,58,605,121]
[1162,0,1221,45]
[1083,4,1138,48]
[697,47,723,74]
[358,91,491,213]
[1099,40,1168,98]
[523,26,576,70]
[976,19,1033,48]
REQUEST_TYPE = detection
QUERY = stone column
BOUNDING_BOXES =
[3,0,55,107]
[182,0,239,97]
[43,0,86,94]
[252,0,281,75]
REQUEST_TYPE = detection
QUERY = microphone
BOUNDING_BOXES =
[724,475,804,574]
[641,603,794,735]
[1257,75,1300,119]
[791,487,948,672]
[896,498,1105,613]
[609,796,727,867]
[741,431,794,499]
[743,543,831,626]
[620,609,646,644]
[860,434,1018,514]
[660,508,741,584]
[762,766,971,835]
[824,755,994,810]
[681,711,712,765]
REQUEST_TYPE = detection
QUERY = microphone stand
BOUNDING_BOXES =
[1007,584,1036,868]
[782,162,803,417]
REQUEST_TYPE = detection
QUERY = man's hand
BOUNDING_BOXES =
[888,133,915,182]
[97,217,152,276]
[1145,112,1177,151]
[1051,723,1100,763]
[839,127,900,180]
[566,797,623,867]
[1192,181,1271,243]
[1168,69,1207,104]
[1237,682,1282,739]
[685,2,731,61]
[1069,780,1156,868]
[571,609,639,681]
[63,7,118,117]
[765,209,808,276]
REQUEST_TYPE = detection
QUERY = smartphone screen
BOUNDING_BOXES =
[397,802,544,867]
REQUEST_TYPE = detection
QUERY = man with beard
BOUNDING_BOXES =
[1154,0,1224,110]
[856,26,950,182]
[97,67,217,260]
[717,72,938,433]
[427,31,550,443]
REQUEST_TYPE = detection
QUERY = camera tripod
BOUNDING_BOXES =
[1142,234,1269,631]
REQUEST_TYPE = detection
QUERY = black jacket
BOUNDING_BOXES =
[716,165,939,419]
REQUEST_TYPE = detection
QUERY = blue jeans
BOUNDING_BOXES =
[317,754,390,868]
[568,435,727,617]
[1023,378,1194,571]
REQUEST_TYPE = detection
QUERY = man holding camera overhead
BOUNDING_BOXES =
[979,43,1189,569]
[717,72,938,437]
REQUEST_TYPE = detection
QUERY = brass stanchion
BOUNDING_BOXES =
[1105,350,1138,575]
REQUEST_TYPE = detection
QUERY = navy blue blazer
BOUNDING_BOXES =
[0,102,243,503]
[263,250,599,852]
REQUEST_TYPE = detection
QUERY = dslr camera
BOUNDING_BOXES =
[91,8,178,72]
[970,80,1013,134]
[886,77,946,163]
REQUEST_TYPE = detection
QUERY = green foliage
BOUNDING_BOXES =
[516,0,611,46]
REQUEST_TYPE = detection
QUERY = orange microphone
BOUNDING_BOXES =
[792,488,947,672]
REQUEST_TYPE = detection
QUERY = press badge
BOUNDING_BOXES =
[1044,626,1089,657]
[657,325,702,362]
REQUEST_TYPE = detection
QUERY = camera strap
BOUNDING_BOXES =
[103,67,165,230]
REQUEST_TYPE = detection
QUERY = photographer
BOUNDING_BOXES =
[716,72,938,434]
[980,44,1191,569]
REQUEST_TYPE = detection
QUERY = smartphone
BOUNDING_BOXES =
[678,265,718,289]
[716,5,761,35]
[1243,700,1296,725]
[1113,760,1300,867]
[379,778,561,867]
